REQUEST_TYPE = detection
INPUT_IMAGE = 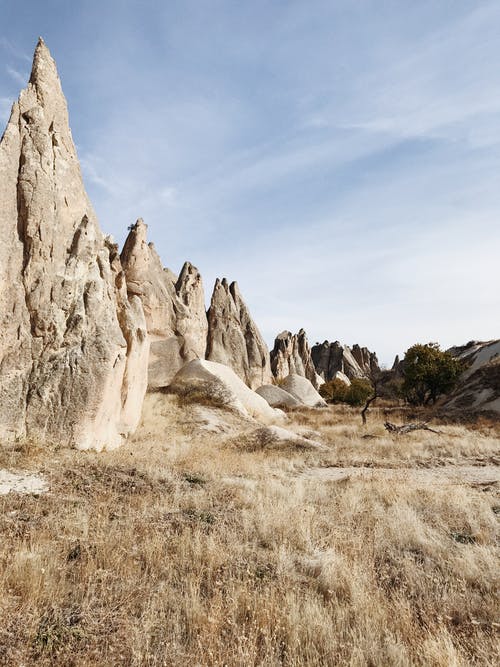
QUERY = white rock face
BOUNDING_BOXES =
[270,329,322,389]
[280,374,327,408]
[281,374,326,408]
[0,39,149,450]
[206,279,272,390]
[121,219,208,388]
[333,371,351,386]
[256,384,303,409]
[169,359,281,424]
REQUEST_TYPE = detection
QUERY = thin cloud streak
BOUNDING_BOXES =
[0,1,498,364]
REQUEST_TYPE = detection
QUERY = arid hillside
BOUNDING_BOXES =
[1,398,498,666]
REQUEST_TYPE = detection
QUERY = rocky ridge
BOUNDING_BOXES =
[311,340,380,382]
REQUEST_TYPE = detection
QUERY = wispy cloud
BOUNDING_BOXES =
[2,1,498,363]
[0,37,31,63]
[6,65,27,86]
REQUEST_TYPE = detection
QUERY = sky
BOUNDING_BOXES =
[1,0,499,365]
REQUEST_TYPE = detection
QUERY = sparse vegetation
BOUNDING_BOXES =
[0,396,498,666]
[320,377,373,406]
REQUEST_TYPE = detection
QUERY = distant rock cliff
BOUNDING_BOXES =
[311,340,379,381]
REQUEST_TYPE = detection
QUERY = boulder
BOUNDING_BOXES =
[206,279,272,390]
[280,374,327,408]
[270,329,323,389]
[239,425,325,451]
[333,371,351,386]
[256,384,303,409]
[169,359,281,424]
[0,39,148,450]
[121,219,207,388]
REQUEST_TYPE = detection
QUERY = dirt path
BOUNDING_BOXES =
[301,465,499,485]
[0,469,49,495]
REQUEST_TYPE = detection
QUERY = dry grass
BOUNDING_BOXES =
[0,396,498,666]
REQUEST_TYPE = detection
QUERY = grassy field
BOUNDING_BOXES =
[0,396,498,666]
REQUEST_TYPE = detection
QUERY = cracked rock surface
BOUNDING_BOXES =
[206,279,272,390]
[0,39,149,450]
[121,218,208,388]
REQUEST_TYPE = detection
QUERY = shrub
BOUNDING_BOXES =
[320,378,373,406]
[402,343,462,405]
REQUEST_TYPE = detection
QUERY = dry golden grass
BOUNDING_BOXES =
[0,396,498,666]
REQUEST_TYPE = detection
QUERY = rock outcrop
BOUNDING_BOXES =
[256,384,303,409]
[311,340,379,381]
[280,374,327,408]
[351,344,380,376]
[121,219,207,388]
[168,359,281,424]
[270,329,322,389]
[0,39,149,450]
[206,279,272,390]
[443,340,500,416]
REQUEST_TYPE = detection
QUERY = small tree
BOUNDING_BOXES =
[319,378,348,403]
[402,343,461,405]
[320,377,373,407]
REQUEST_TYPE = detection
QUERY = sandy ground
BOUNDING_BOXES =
[0,470,49,495]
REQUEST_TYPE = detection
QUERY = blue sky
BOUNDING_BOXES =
[1,0,499,364]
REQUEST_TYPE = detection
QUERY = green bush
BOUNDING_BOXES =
[320,377,373,406]
[402,343,462,405]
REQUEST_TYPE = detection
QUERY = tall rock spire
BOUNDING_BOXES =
[121,219,208,388]
[270,329,322,389]
[206,279,272,390]
[0,39,149,449]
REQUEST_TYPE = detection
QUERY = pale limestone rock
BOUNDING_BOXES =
[121,219,207,388]
[206,279,272,390]
[270,329,322,389]
[168,359,282,424]
[0,39,148,450]
[333,371,351,386]
[280,374,327,408]
[255,384,303,409]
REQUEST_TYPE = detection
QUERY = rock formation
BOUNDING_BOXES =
[280,374,327,408]
[0,39,149,449]
[206,279,272,390]
[168,359,280,424]
[311,340,379,381]
[256,384,303,409]
[270,329,322,389]
[443,340,500,416]
[351,344,380,376]
[121,219,207,388]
